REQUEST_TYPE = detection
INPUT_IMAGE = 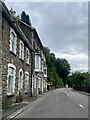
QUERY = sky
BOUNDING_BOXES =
[5,1,88,73]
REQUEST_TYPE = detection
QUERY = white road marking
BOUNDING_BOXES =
[79,104,84,108]
[63,92,69,97]
[67,94,69,96]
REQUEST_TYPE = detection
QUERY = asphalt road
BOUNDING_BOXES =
[15,88,88,118]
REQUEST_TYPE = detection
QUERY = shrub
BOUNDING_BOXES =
[2,99,11,109]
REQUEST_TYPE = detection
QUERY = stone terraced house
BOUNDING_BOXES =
[32,28,47,95]
[18,21,47,96]
[1,2,47,106]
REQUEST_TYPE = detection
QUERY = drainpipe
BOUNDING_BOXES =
[30,51,33,97]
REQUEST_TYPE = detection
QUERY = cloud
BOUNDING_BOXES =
[5,2,88,73]
[55,52,88,73]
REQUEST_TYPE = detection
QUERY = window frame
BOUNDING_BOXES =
[26,48,30,65]
[7,63,16,96]
[35,54,41,71]
[18,68,23,91]
[38,78,40,89]
[9,28,17,54]
[19,40,24,61]
[34,77,36,89]
[44,66,47,78]
[25,72,29,93]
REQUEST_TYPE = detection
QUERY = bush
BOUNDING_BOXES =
[73,85,90,93]
[2,99,11,109]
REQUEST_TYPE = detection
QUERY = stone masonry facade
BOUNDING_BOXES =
[1,2,47,106]
[2,9,32,104]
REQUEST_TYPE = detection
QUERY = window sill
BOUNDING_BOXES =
[20,58,24,62]
[35,68,41,72]
[7,93,15,97]
[10,51,16,56]
[25,92,28,94]
[26,62,29,66]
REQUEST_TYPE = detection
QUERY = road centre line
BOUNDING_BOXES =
[63,91,87,112]
[67,93,69,96]
[79,104,84,108]
[63,92,69,97]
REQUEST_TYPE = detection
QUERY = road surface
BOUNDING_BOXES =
[15,88,88,118]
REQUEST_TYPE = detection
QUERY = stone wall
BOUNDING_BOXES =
[2,15,32,104]
[18,22,32,45]
[0,2,2,119]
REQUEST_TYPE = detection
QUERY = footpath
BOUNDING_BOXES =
[2,92,48,120]
[72,89,90,96]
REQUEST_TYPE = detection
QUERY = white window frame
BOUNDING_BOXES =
[25,72,29,93]
[44,55,46,62]
[35,54,41,71]
[44,68,47,75]
[7,63,16,95]
[9,28,17,54]
[44,80,46,88]
[42,79,43,92]
[41,61,44,72]
[44,66,47,78]
[38,78,41,88]
[34,77,36,89]
[19,40,24,60]
[26,48,30,65]
[18,68,23,91]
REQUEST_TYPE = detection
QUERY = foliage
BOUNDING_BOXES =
[55,58,71,86]
[48,67,64,88]
[67,72,89,92]
[2,99,11,109]
[9,8,20,21]
[44,47,70,88]
[9,9,31,25]
[73,72,88,86]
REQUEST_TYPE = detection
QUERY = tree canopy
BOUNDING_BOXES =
[44,47,71,87]
[67,72,89,88]
[55,58,71,86]
[67,72,90,92]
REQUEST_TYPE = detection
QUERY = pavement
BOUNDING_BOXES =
[2,90,87,120]
[72,88,90,96]
[2,92,48,120]
[2,102,28,119]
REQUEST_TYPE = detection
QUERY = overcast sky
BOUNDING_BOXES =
[5,1,88,73]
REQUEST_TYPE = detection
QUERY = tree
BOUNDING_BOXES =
[55,58,71,86]
[67,72,90,92]
[44,47,71,88]
[71,72,88,86]
[48,67,64,88]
